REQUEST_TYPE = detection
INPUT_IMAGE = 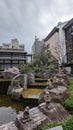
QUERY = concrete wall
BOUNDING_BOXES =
[32,38,45,55]
[58,22,67,64]
[45,22,67,65]
[45,32,59,60]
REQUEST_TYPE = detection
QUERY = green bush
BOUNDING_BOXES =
[63,115,73,130]
[42,115,73,130]
[64,94,73,114]
[42,122,60,130]
[64,78,73,114]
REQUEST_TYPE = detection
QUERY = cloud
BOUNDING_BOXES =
[0,0,73,52]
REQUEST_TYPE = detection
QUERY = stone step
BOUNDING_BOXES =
[28,82,47,89]
[35,78,47,82]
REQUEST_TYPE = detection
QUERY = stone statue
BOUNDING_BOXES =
[21,106,31,123]
[46,79,53,89]
[58,67,62,75]
[44,91,51,109]
[53,76,59,87]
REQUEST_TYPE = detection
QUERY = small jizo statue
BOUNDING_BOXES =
[58,67,62,75]
[46,79,52,88]
[53,76,59,87]
[21,106,30,123]
[44,91,51,109]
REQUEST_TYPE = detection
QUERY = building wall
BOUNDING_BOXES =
[31,37,45,62]
[58,22,67,64]
[32,38,44,55]
[45,22,68,65]
[2,39,24,51]
[0,51,27,70]
[45,32,59,60]
[65,24,73,64]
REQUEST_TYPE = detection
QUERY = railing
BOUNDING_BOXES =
[0,57,26,60]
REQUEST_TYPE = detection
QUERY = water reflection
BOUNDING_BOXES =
[0,95,25,112]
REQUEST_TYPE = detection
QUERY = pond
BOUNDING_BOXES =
[22,88,43,99]
[0,87,43,125]
[0,95,26,125]
[0,107,16,125]
[0,94,38,125]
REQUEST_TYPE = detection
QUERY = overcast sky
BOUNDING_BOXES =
[0,0,73,52]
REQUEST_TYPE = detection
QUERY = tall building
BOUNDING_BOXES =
[2,38,24,50]
[31,36,45,61]
[0,39,27,70]
[44,18,73,71]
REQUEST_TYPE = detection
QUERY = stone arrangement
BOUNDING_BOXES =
[0,67,70,130]
[7,74,27,100]
[1,67,20,79]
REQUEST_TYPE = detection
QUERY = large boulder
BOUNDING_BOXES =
[39,86,69,105]
[1,67,20,79]
[39,102,69,122]
[11,88,23,100]
[0,122,18,130]
[57,74,69,86]
[7,74,28,99]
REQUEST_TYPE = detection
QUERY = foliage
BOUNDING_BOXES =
[12,79,17,85]
[33,44,57,66]
[42,122,59,130]
[42,115,73,130]
[64,78,73,114]
[19,64,34,73]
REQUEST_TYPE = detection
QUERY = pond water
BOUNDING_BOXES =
[22,88,43,99]
[0,95,26,125]
[0,88,43,125]
[0,107,16,125]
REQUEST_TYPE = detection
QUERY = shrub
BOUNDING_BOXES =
[42,115,73,130]
[64,78,73,114]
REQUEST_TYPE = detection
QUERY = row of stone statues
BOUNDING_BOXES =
[20,67,67,123]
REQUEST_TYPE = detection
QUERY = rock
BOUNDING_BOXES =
[39,86,69,105]
[27,73,35,85]
[49,86,70,104]
[1,67,20,79]
[47,126,63,130]
[11,88,23,100]
[7,85,13,95]
[57,74,69,86]
[34,67,43,78]
[43,70,50,78]
[7,74,28,98]
[19,74,27,90]
[0,122,18,130]
[15,106,49,130]
[39,102,69,122]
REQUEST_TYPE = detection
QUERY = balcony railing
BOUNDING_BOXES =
[0,57,26,60]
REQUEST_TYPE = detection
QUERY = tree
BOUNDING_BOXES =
[52,42,67,66]
[33,44,57,66]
